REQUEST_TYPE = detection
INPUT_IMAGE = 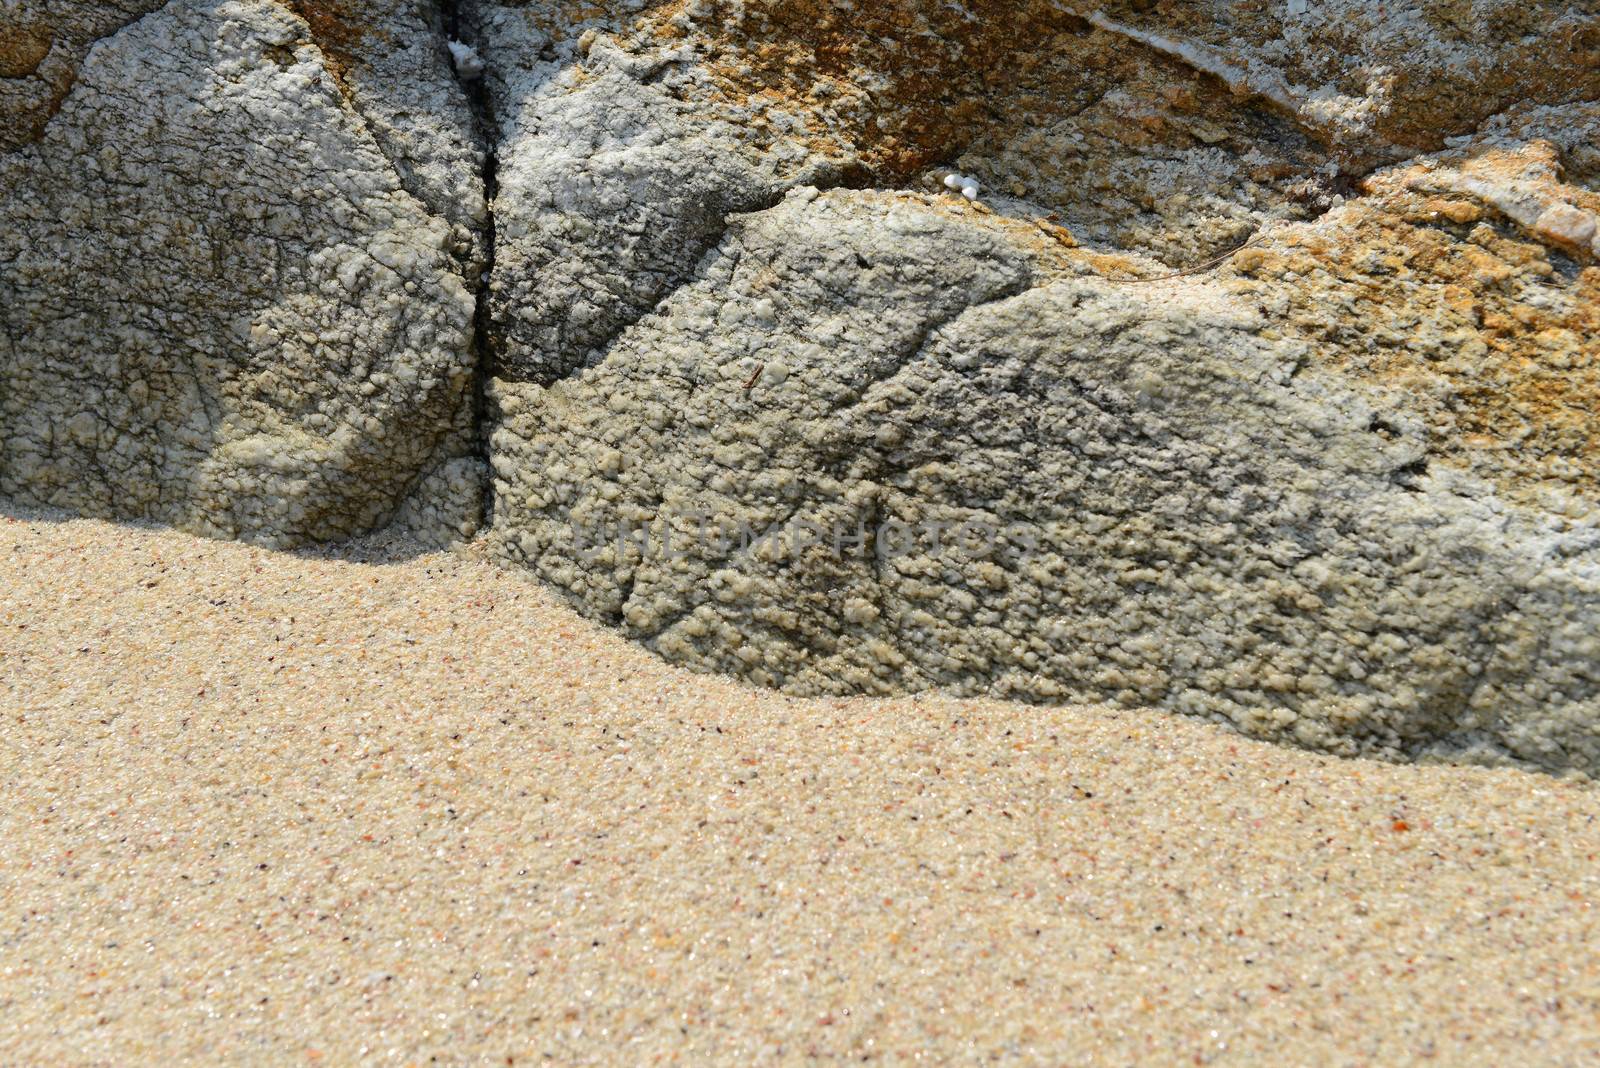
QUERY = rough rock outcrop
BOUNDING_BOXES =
[1,0,486,547]
[4,0,1600,771]
[466,0,1600,356]
[1,0,168,152]
[471,1,1600,771]
[486,187,1600,771]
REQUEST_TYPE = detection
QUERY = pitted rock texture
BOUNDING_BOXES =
[485,188,1600,772]
[0,0,168,151]
[1231,116,1600,513]
[1,0,486,547]
[467,0,1600,340]
[471,2,1600,772]
[465,0,846,384]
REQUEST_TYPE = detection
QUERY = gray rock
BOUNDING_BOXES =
[0,0,168,153]
[465,0,848,384]
[487,188,1600,772]
[0,0,484,547]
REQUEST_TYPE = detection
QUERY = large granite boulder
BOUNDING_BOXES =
[471,1,1600,771]
[485,185,1600,771]
[1,0,486,547]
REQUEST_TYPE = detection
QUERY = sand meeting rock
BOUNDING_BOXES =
[468,1,1600,773]
[3,0,1600,771]
[3,507,1600,1064]
[486,187,1600,773]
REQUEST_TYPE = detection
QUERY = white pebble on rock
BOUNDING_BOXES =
[448,39,485,80]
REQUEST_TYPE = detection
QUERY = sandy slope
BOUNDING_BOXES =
[2,502,1598,1065]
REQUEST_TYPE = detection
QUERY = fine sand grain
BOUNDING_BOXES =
[2,502,1598,1066]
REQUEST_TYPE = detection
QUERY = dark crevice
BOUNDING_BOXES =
[438,0,499,530]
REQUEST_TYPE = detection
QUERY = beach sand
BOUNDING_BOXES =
[2,502,1598,1065]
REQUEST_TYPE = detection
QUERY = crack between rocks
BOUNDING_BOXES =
[438,0,499,530]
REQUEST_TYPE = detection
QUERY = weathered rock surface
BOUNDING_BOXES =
[486,187,1600,771]
[471,1,1600,771]
[1239,120,1600,513]
[4,1,1600,771]
[467,0,1600,342]
[1,0,485,547]
[0,0,168,152]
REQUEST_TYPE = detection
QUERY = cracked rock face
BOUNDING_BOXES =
[487,188,1600,772]
[473,1,1600,772]
[1,0,485,547]
[4,0,1600,771]
[0,0,169,152]
[468,0,1600,298]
